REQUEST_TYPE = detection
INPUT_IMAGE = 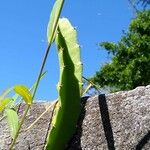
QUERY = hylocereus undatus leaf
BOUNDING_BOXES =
[45,18,82,150]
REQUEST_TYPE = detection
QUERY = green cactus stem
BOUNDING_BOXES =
[45,18,82,150]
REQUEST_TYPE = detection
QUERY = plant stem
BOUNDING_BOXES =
[32,44,51,101]
[82,76,101,94]
[25,100,58,132]
[9,0,65,148]
[9,44,51,149]
[9,105,30,150]
[82,83,92,96]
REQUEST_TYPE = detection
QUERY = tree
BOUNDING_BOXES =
[136,0,150,7]
[129,0,150,8]
[92,10,150,92]
[128,0,150,14]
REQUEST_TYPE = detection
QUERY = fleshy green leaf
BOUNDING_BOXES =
[11,71,47,105]
[0,98,12,112]
[5,108,19,139]
[47,0,64,43]
[14,85,32,105]
[45,18,82,150]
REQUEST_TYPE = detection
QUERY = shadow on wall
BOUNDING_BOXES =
[99,95,150,150]
[98,94,115,150]
[66,95,150,150]
[66,96,89,150]
[136,131,150,150]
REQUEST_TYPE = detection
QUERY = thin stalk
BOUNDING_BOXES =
[82,76,101,94]
[32,45,51,101]
[82,83,92,96]
[0,115,5,122]
[9,105,30,150]
[9,43,51,150]
[9,0,65,148]
[25,100,58,132]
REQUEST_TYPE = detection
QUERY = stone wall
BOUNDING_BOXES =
[0,85,150,149]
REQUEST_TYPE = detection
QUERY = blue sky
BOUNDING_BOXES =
[0,0,133,100]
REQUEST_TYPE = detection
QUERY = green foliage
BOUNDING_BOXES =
[0,98,12,112]
[135,0,150,7]
[5,108,19,139]
[45,18,82,150]
[92,10,150,92]
[129,0,150,10]
[0,71,47,149]
[0,0,83,149]
[47,0,65,43]
[14,85,32,105]
[5,0,65,148]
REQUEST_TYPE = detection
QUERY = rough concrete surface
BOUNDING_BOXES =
[0,85,150,150]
